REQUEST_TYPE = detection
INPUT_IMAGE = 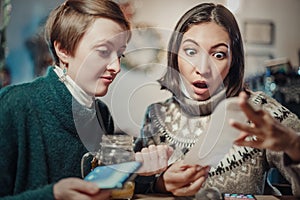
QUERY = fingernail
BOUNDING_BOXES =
[90,184,100,193]
[196,165,202,171]
[205,166,211,173]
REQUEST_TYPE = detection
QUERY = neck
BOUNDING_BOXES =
[174,87,227,116]
[53,66,94,108]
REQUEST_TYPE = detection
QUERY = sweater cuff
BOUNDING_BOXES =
[283,153,300,166]
[134,175,156,194]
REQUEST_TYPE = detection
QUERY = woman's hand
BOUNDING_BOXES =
[230,91,300,162]
[135,144,173,176]
[156,160,210,196]
[53,178,111,200]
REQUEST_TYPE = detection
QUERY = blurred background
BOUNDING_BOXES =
[1,0,300,136]
[1,0,299,194]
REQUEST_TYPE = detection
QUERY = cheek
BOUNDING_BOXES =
[178,57,193,76]
[220,64,230,79]
[81,58,108,77]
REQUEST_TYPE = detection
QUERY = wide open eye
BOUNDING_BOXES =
[184,48,197,56]
[213,52,226,60]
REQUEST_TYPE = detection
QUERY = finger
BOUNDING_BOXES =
[234,139,261,149]
[135,152,149,175]
[186,176,207,196]
[238,92,262,126]
[148,145,159,172]
[168,165,205,182]
[187,166,210,184]
[166,145,174,158]
[141,147,152,172]
[91,189,111,200]
[234,133,263,148]
[141,146,150,154]
[69,179,99,195]
[229,119,259,136]
[135,152,144,171]
[70,193,94,200]
[135,152,144,162]
[233,132,249,143]
[157,145,168,170]
[136,152,155,175]
[172,176,206,196]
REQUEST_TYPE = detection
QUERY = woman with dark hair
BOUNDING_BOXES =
[0,0,131,199]
[134,3,300,197]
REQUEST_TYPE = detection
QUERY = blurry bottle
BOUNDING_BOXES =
[264,67,277,97]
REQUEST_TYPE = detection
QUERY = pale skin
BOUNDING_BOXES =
[53,17,129,200]
[178,22,231,101]
[144,17,300,198]
[135,144,174,176]
[53,17,172,199]
[154,22,231,196]
[155,161,210,196]
[53,178,111,200]
[54,18,128,97]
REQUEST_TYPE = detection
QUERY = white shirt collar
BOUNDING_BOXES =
[53,65,94,108]
[180,76,193,99]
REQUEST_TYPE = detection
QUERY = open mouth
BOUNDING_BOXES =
[193,82,208,89]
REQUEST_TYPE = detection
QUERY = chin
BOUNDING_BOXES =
[94,89,108,97]
[93,83,109,97]
[193,93,211,101]
[195,96,211,101]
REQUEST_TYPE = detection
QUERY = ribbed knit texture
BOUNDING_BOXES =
[134,90,300,195]
[0,67,114,199]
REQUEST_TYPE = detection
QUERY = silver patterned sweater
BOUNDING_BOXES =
[134,90,300,195]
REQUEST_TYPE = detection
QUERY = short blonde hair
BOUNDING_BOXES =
[44,0,131,65]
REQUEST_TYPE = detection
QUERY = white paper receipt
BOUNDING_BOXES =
[183,97,256,167]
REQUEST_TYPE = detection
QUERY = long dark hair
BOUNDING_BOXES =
[158,3,244,98]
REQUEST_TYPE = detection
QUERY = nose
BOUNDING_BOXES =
[195,52,211,75]
[107,52,121,74]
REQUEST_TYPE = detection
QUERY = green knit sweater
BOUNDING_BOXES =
[0,67,114,199]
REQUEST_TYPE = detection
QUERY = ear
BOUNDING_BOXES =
[54,41,70,64]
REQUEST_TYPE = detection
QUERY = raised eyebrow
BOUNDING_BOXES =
[182,39,200,47]
[182,38,229,49]
[211,43,229,50]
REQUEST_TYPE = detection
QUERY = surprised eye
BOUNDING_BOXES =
[213,52,226,59]
[184,48,197,56]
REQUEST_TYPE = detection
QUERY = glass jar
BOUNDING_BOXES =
[81,134,136,200]
[99,134,135,165]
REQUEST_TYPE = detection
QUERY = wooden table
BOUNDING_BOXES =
[133,194,300,200]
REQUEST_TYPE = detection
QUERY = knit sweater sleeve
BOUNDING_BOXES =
[0,87,18,197]
[0,86,55,199]
[0,185,54,200]
[250,91,300,196]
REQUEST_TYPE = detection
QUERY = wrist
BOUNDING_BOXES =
[154,172,168,193]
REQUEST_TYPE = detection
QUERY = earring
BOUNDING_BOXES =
[59,63,67,83]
